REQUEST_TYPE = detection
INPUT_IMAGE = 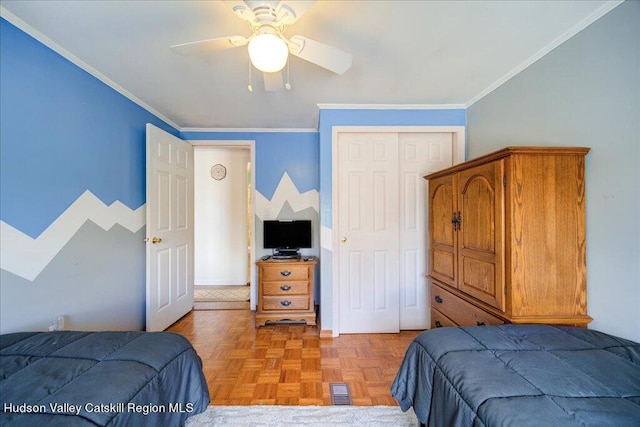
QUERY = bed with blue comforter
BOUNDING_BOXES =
[391,324,640,426]
[0,331,210,426]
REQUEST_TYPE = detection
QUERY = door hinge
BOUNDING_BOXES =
[503,175,507,187]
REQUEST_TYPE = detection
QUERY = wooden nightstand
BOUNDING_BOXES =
[255,257,317,326]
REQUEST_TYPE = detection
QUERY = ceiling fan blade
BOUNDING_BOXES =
[263,71,284,91]
[222,0,256,22]
[289,35,352,75]
[276,1,317,25]
[170,36,248,56]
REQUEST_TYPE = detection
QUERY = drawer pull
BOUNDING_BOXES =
[434,295,443,304]
[280,270,292,277]
[476,321,486,326]
[280,300,292,307]
[435,321,443,328]
[280,285,291,291]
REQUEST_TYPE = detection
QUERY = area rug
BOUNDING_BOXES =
[185,405,419,426]
[194,285,250,302]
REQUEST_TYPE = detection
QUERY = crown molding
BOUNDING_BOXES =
[466,0,625,107]
[317,103,466,110]
[180,127,318,133]
[1,6,181,130]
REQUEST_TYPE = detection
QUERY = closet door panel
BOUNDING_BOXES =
[399,132,454,329]
[338,133,400,333]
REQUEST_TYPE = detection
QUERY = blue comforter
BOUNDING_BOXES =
[391,324,640,426]
[0,331,210,426]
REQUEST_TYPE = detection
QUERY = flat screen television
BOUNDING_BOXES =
[263,220,312,258]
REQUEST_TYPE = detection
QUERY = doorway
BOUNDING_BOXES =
[192,143,256,310]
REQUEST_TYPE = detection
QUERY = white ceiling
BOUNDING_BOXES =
[0,1,619,130]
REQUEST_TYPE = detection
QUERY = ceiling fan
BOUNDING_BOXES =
[170,0,352,91]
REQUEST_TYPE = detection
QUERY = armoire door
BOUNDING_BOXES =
[457,160,505,310]
[428,173,458,289]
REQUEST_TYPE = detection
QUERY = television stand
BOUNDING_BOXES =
[255,257,317,326]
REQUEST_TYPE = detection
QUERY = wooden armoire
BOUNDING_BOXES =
[425,146,592,328]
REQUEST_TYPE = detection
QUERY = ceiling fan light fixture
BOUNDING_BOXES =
[248,33,289,73]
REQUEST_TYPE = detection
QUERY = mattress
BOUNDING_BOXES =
[0,331,210,426]
[391,324,640,426]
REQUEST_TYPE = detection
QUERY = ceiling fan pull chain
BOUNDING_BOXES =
[285,58,291,90]
[247,58,253,92]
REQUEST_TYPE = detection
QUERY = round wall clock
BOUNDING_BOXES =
[211,164,227,180]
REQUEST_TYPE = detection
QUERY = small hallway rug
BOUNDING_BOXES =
[185,405,419,426]
[194,285,250,310]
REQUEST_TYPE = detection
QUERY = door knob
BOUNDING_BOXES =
[341,237,348,243]
[152,237,162,244]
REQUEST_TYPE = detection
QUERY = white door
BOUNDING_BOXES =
[338,133,400,333]
[398,133,454,329]
[337,131,455,333]
[145,124,194,331]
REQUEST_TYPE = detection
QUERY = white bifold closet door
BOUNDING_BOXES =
[337,132,453,333]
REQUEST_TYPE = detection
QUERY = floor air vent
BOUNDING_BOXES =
[330,383,352,405]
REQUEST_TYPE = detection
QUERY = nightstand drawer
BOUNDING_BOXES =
[261,265,310,281]
[262,281,309,296]
[262,296,309,311]
[431,283,504,327]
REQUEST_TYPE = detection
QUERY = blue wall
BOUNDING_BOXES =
[1,19,177,239]
[0,18,177,332]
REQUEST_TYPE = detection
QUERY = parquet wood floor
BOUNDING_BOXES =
[167,310,422,406]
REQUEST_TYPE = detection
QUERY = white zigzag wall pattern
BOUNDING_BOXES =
[1,190,145,281]
[1,174,317,282]
[255,172,319,220]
